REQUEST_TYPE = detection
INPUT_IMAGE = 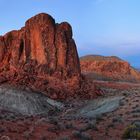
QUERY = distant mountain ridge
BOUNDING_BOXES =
[80,55,123,62]
[136,68,140,72]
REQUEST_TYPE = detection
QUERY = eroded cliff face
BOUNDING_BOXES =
[0,13,81,99]
[80,55,140,82]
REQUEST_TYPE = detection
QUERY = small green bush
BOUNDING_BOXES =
[122,124,140,139]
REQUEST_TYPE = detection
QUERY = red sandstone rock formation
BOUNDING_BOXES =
[0,13,103,100]
[0,13,81,99]
[80,55,140,82]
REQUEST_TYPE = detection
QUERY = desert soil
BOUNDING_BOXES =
[0,81,139,140]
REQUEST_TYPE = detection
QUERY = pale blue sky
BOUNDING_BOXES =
[0,0,140,67]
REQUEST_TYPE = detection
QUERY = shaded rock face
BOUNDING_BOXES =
[0,13,81,99]
[80,55,140,82]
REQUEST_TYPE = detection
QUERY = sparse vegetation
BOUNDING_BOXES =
[57,136,70,140]
[72,130,93,140]
[122,124,140,139]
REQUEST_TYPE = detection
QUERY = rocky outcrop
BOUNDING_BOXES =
[80,55,140,82]
[0,13,81,99]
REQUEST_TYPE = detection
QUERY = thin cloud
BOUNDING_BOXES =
[78,42,140,57]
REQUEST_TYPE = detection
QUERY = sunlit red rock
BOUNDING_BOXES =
[0,13,81,99]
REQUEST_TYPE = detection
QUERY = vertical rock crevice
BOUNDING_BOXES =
[19,39,24,60]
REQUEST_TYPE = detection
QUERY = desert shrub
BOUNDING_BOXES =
[65,122,73,129]
[23,131,31,140]
[107,123,114,128]
[72,130,81,138]
[47,127,58,132]
[112,116,123,123]
[72,130,92,140]
[57,136,70,140]
[0,127,5,133]
[122,124,140,139]
[96,116,102,122]
[79,122,97,132]
[48,117,58,125]
[40,136,47,140]
[80,133,93,140]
